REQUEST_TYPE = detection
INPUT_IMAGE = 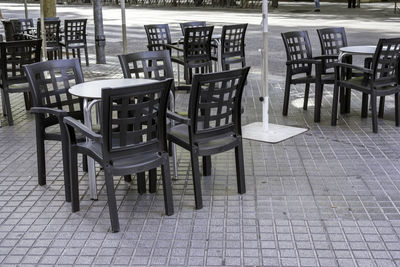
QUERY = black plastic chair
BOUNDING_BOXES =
[214,24,248,71]
[24,58,87,202]
[167,26,214,85]
[331,38,400,133]
[281,30,335,122]
[179,21,206,36]
[144,24,173,52]
[10,18,35,37]
[64,79,174,232]
[167,67,250,210]
[60,19,89,66]
[37,19,62,60]
[118,50,176,193]
[0,39,41,125]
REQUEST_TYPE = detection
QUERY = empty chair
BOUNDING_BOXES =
[317,27,349,72]
[217,23,248,71]
[64,79,174,232]
[144,24,173,52]
[24,58,86,202]
[10,18,35,37]
[37,19,62,59]
[0,39,41,125]
[281,30,335,122]
[331,38,400,133]
[168,26,214,84]
[167,67,250,209]
[179,21,206,35]
[118,50,175,193]
[60,19,89,66]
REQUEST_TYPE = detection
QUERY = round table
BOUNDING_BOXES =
[69,78,156,200]
[338,45,376,61]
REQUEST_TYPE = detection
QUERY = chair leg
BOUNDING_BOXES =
[331,82,339,126]
[282,78,291,116]
[190,149,203,210]
[3,91,13,126]
[84,44,89,66]
[149,168,157,193]
[339,86,346,114]
[23,92,30,110]
[70,146,80,212]
[77,48,81,65]
[303,83,310,110]
[161,158,174,216]
[82,155,88,172]
[1,89,7,116]
[235,141,246,194]
[60,136,72,203]
[124,175,132,182]
[395,93,400,127]
[104,167,120,232]
[65,46,70,59]
[36,130,46,186]
[314,83,323,123]
[361,93,368,118]
[202,156,211,176]
[345,88,351,113]
[378,96,385,118]
[72,49,76,58]
[137,172,146,194]
[371,93,378,133]
[172,142,178,180]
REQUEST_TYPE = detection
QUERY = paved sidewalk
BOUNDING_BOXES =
[0,2,400,266]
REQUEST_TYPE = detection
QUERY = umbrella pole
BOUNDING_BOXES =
[24,0,28,19]
[121,0,127,54]
[40,0,47,60]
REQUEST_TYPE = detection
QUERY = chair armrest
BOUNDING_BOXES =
[314,55,338,60]
[165,43,183,52]
[63,116,102,143]
[167,111,190,125]
[332,62,373,74]
[286,59,322,65]
[30,107,68,119]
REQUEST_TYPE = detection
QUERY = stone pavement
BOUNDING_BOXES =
[0,2,400,266]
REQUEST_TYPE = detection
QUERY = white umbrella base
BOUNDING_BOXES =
[242,122,308,144]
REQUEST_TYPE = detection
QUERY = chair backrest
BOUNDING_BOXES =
[371,38,400,86]
[180,21,206,35]
[0,39,41,89]
[317,27,348,56]
[64,19,87,44]
[24,59,84,116]
[37,20,61,46]
[184,26,214,68]
[101,79,173,161]
[11,18,34,35]
[221,24,247,69]
[281,31,313,75]
[144,24,172,51]
[188,67,250,142]
[118,50,174,80]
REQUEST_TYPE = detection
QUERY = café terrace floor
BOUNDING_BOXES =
[1,2,400,266]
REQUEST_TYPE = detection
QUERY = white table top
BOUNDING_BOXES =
[339,45,376,55]
[69,78,157,99]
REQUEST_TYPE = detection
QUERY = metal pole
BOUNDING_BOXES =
[262,0,269,130]
[24,0,29,19]
[40,0,47,60]
[120,0,127,54]
[93,0,106,64]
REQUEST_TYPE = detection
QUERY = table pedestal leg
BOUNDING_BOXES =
[83,98,98,200]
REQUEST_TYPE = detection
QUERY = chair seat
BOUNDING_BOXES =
[291,73,334,84]
[168,124,239,156]
[59,41,86,48]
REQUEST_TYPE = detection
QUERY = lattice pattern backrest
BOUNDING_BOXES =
[189,67,250,139]
[37,20,60,46]
[144,24,171,51]
[0,40,41,87]
[184,26,213,64]
[11,19,34,34]
[180,21,206,35]
[317,28,347,56]
[118,50,174,81]
[101,80,172,157]
[372,38,400,86]
[221,24,247,56]
[64,19,87,43]
[25,60,84,115]
[281,31,313,74]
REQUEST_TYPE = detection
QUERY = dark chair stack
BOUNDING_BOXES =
[331,38,400,133]
[167,67,250,209]
[281,30,335,122]
[64,79,175,232]
[0,39,42,125]
[167,26,214,84]
[24,58,87,202]
[37,19,62,59]
[60,19,89,66]
[217,24,248,71]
